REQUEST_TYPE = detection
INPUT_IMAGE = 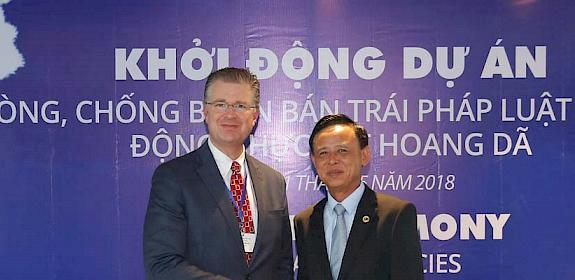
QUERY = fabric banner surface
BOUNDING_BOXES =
[1,0,574,279]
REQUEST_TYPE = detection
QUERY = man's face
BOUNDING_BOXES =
[203,80,258,150]
[311,124,370,196]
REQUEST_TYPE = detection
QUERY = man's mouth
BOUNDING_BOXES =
[220,123,239,129]
[327,170,344,177]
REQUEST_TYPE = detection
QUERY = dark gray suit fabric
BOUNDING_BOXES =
[144,142,293,280]
[295,188,423,280]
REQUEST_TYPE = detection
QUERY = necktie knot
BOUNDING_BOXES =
[334,204,346,216]
[231,161,241,173]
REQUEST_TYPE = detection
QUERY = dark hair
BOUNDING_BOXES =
[203,67,260,107]
[309,114,369,154]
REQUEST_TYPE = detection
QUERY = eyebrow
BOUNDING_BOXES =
[208,98,251,103]
[316,144,350,151]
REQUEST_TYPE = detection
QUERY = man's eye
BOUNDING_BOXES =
[236,104,248,110]
[338,149,347,153]
[214,103,227,108]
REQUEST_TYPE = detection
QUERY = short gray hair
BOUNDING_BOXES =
[203,67,260,108]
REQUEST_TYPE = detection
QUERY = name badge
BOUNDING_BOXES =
[242,232,256,253]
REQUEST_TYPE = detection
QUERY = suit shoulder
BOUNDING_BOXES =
[294,205,314,222]
[246,154,284,179]
[152,150,198,176]
[295,198,326,222]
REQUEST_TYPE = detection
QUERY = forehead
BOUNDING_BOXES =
[208,81,253,101]
[314,124,357,147]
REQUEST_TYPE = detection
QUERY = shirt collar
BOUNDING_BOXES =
[208,138,246,177]
[325,182,366,214]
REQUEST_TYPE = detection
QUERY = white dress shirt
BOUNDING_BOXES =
[324,182,366,257]
[208,138,258,235]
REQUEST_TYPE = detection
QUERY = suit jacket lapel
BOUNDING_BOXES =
[309,199,333,280]
[338,188,378,280]
[194,143,245,257]
[246,155,265,265]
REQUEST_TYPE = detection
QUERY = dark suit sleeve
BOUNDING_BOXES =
[277,177,295,280]
[294,216,308,280]
[390,203,423,280]
[143,164,230,280]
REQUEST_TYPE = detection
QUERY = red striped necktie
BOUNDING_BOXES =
[230,161,255,264]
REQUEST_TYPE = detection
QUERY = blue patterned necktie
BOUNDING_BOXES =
[330,204,347,280]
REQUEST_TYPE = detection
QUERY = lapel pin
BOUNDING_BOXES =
[362,215,370,223]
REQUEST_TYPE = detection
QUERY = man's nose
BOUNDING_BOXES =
[327,153,339,165]
[222,105,238,116]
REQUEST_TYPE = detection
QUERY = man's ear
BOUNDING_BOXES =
[252,110,259,126]
[203,106,211,125]
[312,147,323,172]
[361,145,371,167]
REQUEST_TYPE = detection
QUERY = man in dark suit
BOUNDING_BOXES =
[295,114,423,280]
[144,68,293,280]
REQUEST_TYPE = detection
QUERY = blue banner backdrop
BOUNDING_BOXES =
[1,0,574,279]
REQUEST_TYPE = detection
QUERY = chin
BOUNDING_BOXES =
[326,183,344,191]
[220,133,241,141]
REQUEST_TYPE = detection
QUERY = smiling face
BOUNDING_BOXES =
[311,124,370,201]
[203,80,258,158]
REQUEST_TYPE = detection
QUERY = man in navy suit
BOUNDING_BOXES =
[295,114,423,280]
[144,67,293,280]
